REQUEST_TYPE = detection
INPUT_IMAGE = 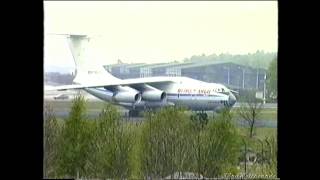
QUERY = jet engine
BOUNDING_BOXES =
[112,86,142,103]
[142,89,167,101]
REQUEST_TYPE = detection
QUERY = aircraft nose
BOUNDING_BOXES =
[228,92,237,107]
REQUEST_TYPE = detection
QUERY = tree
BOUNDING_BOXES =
[260,136,277,176]
[138,107,242,178]
[192,109,241,177]
[139,107,192,178]
[237,92,263,138]
[56,94,93,178]
[189,111,207,178]
[88,103,134,179]
[266,58,277,101]
[43,103,61,178]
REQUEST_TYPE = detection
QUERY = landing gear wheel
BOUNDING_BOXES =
[191,111,209,126]
[129,110,140,117]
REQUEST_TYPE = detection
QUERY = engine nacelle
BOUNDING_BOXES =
[142,90,167,102]
[113,90,142,103]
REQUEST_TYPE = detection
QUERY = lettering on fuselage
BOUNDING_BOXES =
[177,88,211,95]
[177,87,226,95]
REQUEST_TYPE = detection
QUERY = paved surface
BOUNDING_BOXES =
[44,93,277,128]
[49,109,277,128]
[233,102,277,109]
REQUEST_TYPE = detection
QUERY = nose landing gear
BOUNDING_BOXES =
[129,110,140,117]
[190,110,208,127]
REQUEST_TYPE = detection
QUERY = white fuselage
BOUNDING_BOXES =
[84,76,235,111]
[49,34,236,112]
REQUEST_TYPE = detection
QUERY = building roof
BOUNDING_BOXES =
[109,61,194,70]
[175,60,267,70]
[105,59,267,71]
[141,61,194,69]
[104,63,146,68]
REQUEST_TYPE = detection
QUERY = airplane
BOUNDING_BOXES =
[45,34,237,117]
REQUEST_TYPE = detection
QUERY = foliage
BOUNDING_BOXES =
[138,108,241,178]
[183,50,277,69]
[55,94,93,178]
[237,91,263,138]
[44,72,74,85]
[87,103,134,179]
[43,103,61,178]
[44,98,276,179]
[258,136,277,176]
[239,135,277,177]
[266,58,277,101]
[139,107,192,178]
[193,110,241,177]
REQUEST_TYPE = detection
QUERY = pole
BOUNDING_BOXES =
[242,69,245,89]
[256,69,259,90]
[263,72,266,104]
[227,67,230,85]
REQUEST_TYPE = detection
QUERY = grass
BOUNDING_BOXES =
[46,108,277,178]
[54,117,276,141]
[231,108,277,121]
[45,100,105,109]
[237,127,277,140]
[255,128,277,139]
[46,100,277,120]
[48,101,277,138]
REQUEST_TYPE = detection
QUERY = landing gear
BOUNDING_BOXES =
[212,111,216,119]
[129,110,140,117]
[190,111,208,127]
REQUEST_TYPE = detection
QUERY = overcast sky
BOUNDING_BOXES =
[44,1,278,71]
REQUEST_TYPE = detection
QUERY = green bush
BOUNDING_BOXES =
[87,103,134,179]
[138,108,241,178]
[138,107,192,178]
[44,97,275,178]
[192,110,241,177]
[55,94,93,178]
[43,103,61,178]
[239,135,277,177]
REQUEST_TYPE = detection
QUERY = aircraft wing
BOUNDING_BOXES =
[45,77,175,91]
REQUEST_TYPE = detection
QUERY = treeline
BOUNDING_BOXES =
[183,50,276,69]
[44,95,277,179]
[266,58,277,101]
[44,72,75,85]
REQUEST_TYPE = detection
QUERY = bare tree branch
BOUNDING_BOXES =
[237,92,263,138]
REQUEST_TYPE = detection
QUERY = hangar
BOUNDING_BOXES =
[104,60,267,92]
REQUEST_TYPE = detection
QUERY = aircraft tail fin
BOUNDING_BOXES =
[65,34,120,84]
